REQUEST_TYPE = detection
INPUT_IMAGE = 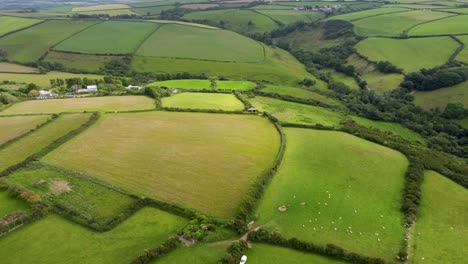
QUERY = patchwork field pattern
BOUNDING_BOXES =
[147,79,212,90]
[43,51,117,72]
[260,85,341,106]
[0,16,42,37]
[216,80,257,90]
[0,115,50,145]
[161,93,245,111]
[414,80,468,110]
[409,15,468,36]
[0,71,103,87]
[326,7,409,21]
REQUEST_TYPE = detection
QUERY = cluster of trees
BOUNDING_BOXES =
[221,240,249,264]
[375,61,402,74]
[131,236,180,264]
[178,216,216,241]
[402,66,468,91]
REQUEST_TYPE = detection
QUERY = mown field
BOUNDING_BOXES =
[0,20,98,63]
[455,35,468,64]
[355,37,458,72]
[410,171,467,264]
[256,128,408,261]
[0,115,50,145]
[161,93,244,111]
[148,79,212,90]
[0,71,103,87]
[326,7,409,21]
[249,96,345,127]
[0,189,31,217]
[42,112,280,218]
[0,62,39,73]
[216,80,256,90]
[0,113,90,172]
[1,96,155,115]
[6,164,137,225]
[54,21,158,54]
[413,80,468,110]
[352,10,452,36]
[136,24,264,62]
[43,51,116,72]
[0,16,42,37]
[409,15,468,36]
[0,208,187,264]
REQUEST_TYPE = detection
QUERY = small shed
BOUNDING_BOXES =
[247,107,257,113]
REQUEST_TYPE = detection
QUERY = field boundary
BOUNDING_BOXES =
[404,13,460,36]
[133,22,163,55]
[47,20,103,54]
[0,18,46,40]
[346,8,411,22]
[448,35,465,62]
[0,114,53,151]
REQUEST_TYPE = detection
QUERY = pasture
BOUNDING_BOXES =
[0,189,31,217]
[54,21,158,54]
[71,4,130,12]
[455,35,468,64]
[136,24,264,62]
[363,72,404,93]
[410,171,467,264]
[352,10,452,36]
[409,15,468,36]
[0,96,155,115]
[260,85,341,106]
[161,93,244,111]
[249,96,345,127]
[255,128,408,260]
[43,51,116,72]
[0,20,98,63]
[0,71,103,87]
[0,62,39,73]
[0,115,50,145]
[42,112,280,218]
[325,7,409,21]
[154,241,231,263]
[355,37,458,72]
[256,10,325,24]
[131,5,176,15]
[0,208,188,264]
[147,79,212,90]
[147,19,218,29]
[0,16,42,37]
[247,244,348,264]
[76,9,136,16]
[6,164,137,225]
[216,80,257,90]
[0,113,91,173]
[413,80,468,110]
[326,70,360,90]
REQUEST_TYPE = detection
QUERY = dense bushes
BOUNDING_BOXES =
[375,61,403,74]
[131,236,181,264]
[220,240,249,264]
[401,66,468,91]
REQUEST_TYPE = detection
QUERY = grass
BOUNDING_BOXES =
[216,80,257,90]
[0,189,31,217]
[351,116,426,144]
[256,10,325,24]
[247,244,348,264]
[355,37,458,73]
[1,96,155,115]
[261,84,340,105]
[353,10,452,37]
[153,241,232,263]
[441,8,468,14]
[161,93,244,111]
[72,4,131,12]
[0,113,91,173]
[455,35,468,64]
[255,128,408,261]
[0,71,103,87]
[325,69,360,90]
[249,96,345,127]
[0,62,38,73]
[0,207,188,264]
[325,7,409,21]
[148,19,218,29]
[413,80,468,110]
[55,21,158,55]
[6,164,136,225]
[0,16,42,37]
[147,79,212,90]
[76,9,137,16]
[0,115,50,145]
[183,9,278,34]
[43,51,116,72]
[409,15,468,36]
[131,5,176,15]
[42,112,280,218]
[136,24,264,62]
[363,71,404,93]
[0,20,98,63]
[410,171,467,264]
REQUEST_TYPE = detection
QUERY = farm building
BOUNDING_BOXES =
[126,85,142,90]
[38,90,57,99]
[76,85,98,93]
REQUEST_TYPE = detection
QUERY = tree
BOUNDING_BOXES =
[443,102,465,119]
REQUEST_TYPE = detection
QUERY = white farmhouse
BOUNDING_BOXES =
[86,85,98,92]
[38,90,56,99]
[126,85,143,90]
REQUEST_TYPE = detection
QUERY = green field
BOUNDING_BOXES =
[183,9,278,34]
[260,85,340,105]
[216,80,257,90]
[455,35,468,64]
[1,96,155,115]
[0,208,187,264]
[43,51,116,72]
[256,10,325,24]
[147,19,218,29]
[326,69,360,90]
[136,24,264,62]
[0,189,31,217]
[148,79,212,90]
[363,72,404,93]
[42,112,280,218]
[355,37,458,73]
[326,7,409,21]
[351,116,426,144]
[154,241,231,263]
[410,171,467,264]
[353,10,452,36]
[161,93,244,111]
[0,62,39,73]
[0,71,103,87]
[256,128,408,260]
[0,16,42,37]
[0,115,50,145]
[131,5,176,15]
[54,21,158,54]
[76,9,136,16]
[249,96,345,127]
[441,8,468,14]
[413,80,468,110]
[6,164,137,225]
[409,15,468,35]
[246,244,348,264]
[0,113,90,173]
[0,20,98,63]
[71,4,130,12]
